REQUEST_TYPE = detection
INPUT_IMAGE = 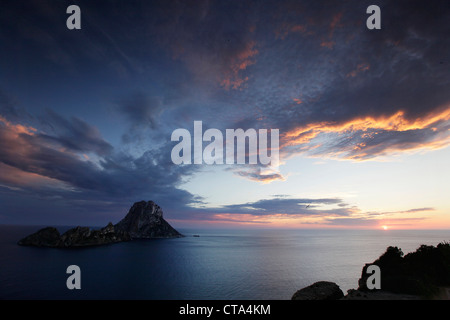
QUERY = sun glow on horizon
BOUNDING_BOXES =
[382,225,389,230]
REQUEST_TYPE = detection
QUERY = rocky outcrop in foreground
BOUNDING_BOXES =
[18,201,182,248]
[292,242,450,300]
[291,281,344,300]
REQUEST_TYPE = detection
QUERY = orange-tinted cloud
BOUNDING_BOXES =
[329,12,343,33]
[0,162,72,191]
[320,40,335,49]
[0,116,38,163]
[0,112,118,194]
[346,63,370,78]
[0,117,81,192]
[220,41,259,90]
[0,115,36,136]
[319,12,343,50]
[275,23,308,40]
[283,107,450,160]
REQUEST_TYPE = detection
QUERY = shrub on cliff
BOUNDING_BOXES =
[359,242,450,297]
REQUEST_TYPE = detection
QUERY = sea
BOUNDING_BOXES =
[0,225,449,300]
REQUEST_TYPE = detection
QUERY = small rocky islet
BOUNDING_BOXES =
[18,200,183,248]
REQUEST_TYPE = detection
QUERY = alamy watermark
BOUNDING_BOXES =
[66,265,81,289]
[65,4,380,31]
[171,121,279,170]
[366,264,381,290]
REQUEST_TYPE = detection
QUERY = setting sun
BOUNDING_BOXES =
[382,225,389,230]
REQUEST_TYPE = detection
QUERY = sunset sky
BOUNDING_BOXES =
[0,0,449,229]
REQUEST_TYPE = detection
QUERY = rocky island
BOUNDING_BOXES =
[18,201,183,248]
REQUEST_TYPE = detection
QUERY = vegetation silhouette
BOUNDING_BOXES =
[359,242,450,297]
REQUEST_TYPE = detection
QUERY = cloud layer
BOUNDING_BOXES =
[0,0,448,226]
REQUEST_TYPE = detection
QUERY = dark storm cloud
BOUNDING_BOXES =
[117,92,162,130]
[5,0,447,137]
[303,122,450,161]
[0,0,147,79]
[144,0,261,90]
[0,0,449,224]
[0,90,21,121]
[214,0,450,161]
[38,109,113,156]
[116,92,166,144]
[2,0,449,116]
[0,111,200,224]
[0,0,261,89]
[0,90,34,125]
[271,0,450,121]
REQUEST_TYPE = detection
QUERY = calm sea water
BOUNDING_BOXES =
[0,225,448,300]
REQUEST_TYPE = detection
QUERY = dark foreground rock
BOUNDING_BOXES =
[291,281,422,300]
[342,289,421,300]
[18,201,182,248]
[291,281,344,300]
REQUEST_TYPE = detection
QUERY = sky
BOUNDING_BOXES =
[0,0,449,229]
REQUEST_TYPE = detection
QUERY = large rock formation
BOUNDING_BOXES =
[18,201,182,248]
[114,201,182,239]
[291,281,344,300]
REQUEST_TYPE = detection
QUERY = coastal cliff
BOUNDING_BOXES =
[292,242,450,300]
[18,201,182,248]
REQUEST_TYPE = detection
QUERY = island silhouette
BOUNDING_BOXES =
[18,201,183,248]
